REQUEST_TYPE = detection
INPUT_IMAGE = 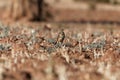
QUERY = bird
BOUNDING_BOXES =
[56,29,65,44]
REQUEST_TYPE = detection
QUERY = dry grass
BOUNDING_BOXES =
[0,23,119,80]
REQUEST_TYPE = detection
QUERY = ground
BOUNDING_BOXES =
[0,23,119,80]
[0,0,119,80]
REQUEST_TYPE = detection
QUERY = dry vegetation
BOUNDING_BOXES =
[0,23,119,80]
[0,0,120,80]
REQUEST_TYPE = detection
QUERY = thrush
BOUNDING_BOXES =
[56,29,65,44]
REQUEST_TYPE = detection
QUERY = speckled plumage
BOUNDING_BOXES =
[56,29,65,44]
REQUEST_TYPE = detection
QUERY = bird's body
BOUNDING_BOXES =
[56,30,65,44]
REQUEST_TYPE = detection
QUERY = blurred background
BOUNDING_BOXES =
[0,0,120,24]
